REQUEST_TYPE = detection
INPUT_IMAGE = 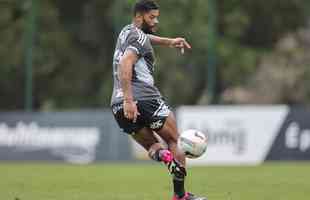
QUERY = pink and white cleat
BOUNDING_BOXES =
[172,192,207,200]
[159,149,173,164]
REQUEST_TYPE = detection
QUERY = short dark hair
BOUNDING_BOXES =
[133,0,159,16]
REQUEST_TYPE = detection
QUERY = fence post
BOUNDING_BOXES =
[207,0,217,104]
[24,0,37,111]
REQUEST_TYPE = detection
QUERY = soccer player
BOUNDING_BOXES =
[111,1,207,200]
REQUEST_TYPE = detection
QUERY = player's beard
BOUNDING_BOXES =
[141,20,155,34]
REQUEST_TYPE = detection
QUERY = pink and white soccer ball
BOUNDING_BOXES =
[178,129,208,159]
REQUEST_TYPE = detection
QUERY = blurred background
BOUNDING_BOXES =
[1,0,310,161]
[1,1,310,199]
[1,0,310,110]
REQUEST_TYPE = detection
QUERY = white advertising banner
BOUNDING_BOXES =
[177,106,289,166]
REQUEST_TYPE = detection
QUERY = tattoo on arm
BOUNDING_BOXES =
[119,50,138,101]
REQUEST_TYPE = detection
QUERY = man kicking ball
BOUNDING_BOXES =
[111,1,207,199]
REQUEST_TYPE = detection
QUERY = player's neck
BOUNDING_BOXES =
[132,19,142,30]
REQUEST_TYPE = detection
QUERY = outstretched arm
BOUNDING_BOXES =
[148,35,191,54]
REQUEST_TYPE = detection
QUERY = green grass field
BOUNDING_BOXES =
[0,162,309,200]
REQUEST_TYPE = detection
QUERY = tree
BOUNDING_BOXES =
[0,0,309,110]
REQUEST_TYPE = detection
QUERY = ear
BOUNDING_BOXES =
[134,13,144,24]
[135,12,143,19]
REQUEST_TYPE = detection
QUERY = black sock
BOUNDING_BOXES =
[168,159,187,198]
[173,178,185,198]
[150,149,186,197]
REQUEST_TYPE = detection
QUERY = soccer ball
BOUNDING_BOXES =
[178,129,208,159]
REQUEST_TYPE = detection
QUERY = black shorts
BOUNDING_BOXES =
[111,98,171,135]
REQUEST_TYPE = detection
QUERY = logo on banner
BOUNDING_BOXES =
[177,106,288,165]
[187,123,247,155]
[285,122,310,152]
[0,122,100,164]
[265,108,310,161]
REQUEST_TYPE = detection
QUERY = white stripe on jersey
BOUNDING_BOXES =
[137,31,143,44]
[137,31,147,45]
[141,35,147,45]
[126,45,139,55]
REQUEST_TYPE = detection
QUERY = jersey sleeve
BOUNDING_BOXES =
[125,30,149,57]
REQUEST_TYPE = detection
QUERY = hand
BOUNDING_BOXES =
[170,37,191,54]
[123,100,140,123]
